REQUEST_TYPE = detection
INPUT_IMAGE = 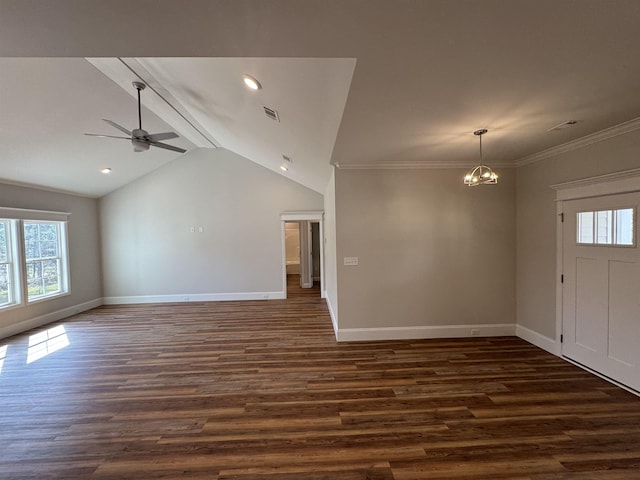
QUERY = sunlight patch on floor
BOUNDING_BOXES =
[0,344,8,374]
[27,325,69,364]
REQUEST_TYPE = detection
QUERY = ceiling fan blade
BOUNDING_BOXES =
[102,119,132,136]
[84,133,130,139]
[149,141,187,154]
[146,132,179,142]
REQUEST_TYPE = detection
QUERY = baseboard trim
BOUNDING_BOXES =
[336,323,515,342]
[325,297,339,336]
[516,324,559,355]
[0,298,103,340]
[102,291,286,305]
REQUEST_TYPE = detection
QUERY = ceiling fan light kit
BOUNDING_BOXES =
[85,80,187,154]
[464,128,498,186]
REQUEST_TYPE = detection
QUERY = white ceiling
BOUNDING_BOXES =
[99,57,355,193]
[0,56,353,197]
[1,1,640,197]
[0,58,196,197]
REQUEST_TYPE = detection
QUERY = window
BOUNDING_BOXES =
[577,211,594,244]
[24,221,68,301]
[0,211,69,310]
[0,220,18,308]
[577,208,635,246]
[615,208,634,245]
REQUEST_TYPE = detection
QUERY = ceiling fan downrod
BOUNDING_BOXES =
[132,81,146,130]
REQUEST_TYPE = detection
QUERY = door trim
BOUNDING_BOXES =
[551,167,640,201]
[552,168,640,367]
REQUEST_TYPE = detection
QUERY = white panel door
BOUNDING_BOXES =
[562,192,640,391]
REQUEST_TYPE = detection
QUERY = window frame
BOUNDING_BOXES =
[22,220,70,303]
[0,208,71,311]
[0,219,21,309]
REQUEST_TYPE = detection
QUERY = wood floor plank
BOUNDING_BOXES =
[1,290,640,479]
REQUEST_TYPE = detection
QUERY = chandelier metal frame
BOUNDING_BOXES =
[464,129,498,186]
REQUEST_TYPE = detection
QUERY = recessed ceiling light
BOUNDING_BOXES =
[100,167,112,174]
[243,74,262,91]
[280,164,289,172]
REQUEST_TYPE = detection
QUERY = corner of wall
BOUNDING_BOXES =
[324,296,339,338]
[516,324,560,356]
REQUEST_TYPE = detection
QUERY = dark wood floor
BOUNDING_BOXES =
[286,273,321,297]
[1,293,640,479]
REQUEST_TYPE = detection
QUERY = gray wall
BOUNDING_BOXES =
[100,148,323,300]
[0,183,102,339]
[335,167,516,330]
[516,129,640,339]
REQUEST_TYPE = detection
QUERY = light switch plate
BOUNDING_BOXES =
[344,256,359,266]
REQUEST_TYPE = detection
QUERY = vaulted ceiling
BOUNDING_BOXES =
[1,0,639,197]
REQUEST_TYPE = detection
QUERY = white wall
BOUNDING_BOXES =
[323,168,339,330]
[516,128,640,342]
[0,183,102,339]
[100,148,323,302]
[334,167,516,339]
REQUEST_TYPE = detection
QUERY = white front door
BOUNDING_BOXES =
[562,192,640,391]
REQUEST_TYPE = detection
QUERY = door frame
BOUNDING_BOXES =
[280,211,324,298]
[552,167,640,357]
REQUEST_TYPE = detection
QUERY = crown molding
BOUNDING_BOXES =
[334,161,514,170]
[515,116,640,167]
[334,117,640,171]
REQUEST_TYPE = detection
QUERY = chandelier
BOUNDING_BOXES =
[464,129,498,186]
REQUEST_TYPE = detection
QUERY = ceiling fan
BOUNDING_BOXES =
[85,81,186,154]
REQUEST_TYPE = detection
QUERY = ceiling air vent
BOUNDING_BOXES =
[263,106,280,122]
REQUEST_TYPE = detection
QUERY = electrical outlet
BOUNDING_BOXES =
[471,328,480,336]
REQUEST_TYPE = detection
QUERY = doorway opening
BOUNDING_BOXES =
[281,212,324,299]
